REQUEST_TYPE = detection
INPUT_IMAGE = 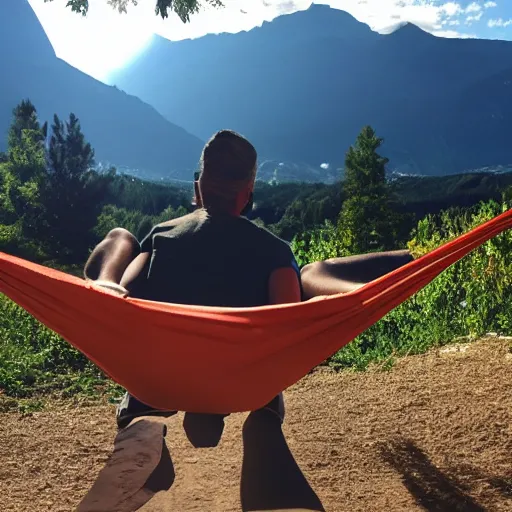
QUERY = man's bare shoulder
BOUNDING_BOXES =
[155,209,205,229]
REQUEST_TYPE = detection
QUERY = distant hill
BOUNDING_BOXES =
[0,0,203,180]
[249,169,512,238]
[110,4,512,176]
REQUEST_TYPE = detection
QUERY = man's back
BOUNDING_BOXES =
[138,209,299,307]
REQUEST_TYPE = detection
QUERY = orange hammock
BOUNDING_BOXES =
[1,208,511,414]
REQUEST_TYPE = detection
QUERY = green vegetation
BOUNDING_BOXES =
[0,100,191,264]
[0,292,123,409]
[325,199,512,371]
[1,101,511,410]
[291,127,512,369]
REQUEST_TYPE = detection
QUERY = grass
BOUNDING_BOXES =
[0,292,124,412]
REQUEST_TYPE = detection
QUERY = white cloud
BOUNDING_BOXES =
[465,2,482,13]
[441,2,462,17]
[484,1,498,8]
[315,0,464,35]
[488,17,512,27]
[433,29,476,38]
[465,11,483,25]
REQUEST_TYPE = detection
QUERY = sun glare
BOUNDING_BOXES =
[28,0,154,81]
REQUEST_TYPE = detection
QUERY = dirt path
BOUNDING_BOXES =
[1,338,512,511]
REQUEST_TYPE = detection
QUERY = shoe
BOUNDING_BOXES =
[116,392,177,429]
[262,393,285,423]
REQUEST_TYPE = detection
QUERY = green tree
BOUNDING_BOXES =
[0,101,47,250]
[343,126,388,198]
[45,0,223,22]
[337,126,396,254]
[94,203,184,242]
[42,113,111,261]
[6,100,47,190]
[8,100,47,156]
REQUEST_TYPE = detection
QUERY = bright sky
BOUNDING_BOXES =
[29,0,512,81]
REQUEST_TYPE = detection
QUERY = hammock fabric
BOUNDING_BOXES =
[1,208,511,414]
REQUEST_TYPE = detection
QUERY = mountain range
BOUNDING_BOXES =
[109,4,512,177]
[3,2,512,181]
[0,0,203,181]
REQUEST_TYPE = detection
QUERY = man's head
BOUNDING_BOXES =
[194,130,257,215]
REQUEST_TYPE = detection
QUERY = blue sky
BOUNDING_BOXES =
[29,0,512,81]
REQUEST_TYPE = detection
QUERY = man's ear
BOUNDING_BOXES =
[193,181,202,207]
[240,190,254,217]
[246,178,255,203]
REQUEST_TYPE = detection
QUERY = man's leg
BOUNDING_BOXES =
[84,228,178,429]
[238,251,418,509]
[301,249,414,300]
[240,396,324,512]
[84,228,140,284]
[183,412,229,448]
[117,393,178,430]
[79,231,177,510]
[78,418,174,512]
[182,393,283,449]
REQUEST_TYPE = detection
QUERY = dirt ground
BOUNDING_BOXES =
[1,337,511,512]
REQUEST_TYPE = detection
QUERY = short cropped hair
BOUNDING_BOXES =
[198,130,257,209]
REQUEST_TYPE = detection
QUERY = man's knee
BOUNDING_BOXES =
[300,261,324,279]
[84,228,140,282]
[105,227,138,247]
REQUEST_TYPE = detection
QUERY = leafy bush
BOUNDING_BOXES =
[95,204,189,241]
[292,220,345,266]
[0,293,122,403]
[325,198,512,369]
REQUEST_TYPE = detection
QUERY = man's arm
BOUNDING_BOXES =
[268,267,302,305]
[118,226,156,297]
[120,252,151,298]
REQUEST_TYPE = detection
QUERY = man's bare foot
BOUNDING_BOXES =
[89,280,129,297]
[77,419,173,512]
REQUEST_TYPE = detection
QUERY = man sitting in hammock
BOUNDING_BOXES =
[85,129,412,428]
[82,129,412,510]
[85,129,304,431]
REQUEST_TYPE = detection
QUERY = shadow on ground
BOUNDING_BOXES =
[379,438,502,512]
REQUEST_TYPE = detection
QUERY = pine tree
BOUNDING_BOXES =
[47,113,94,184]
[1,100,47,242]
[343,126,388,199]
[8,100,44,150]
[337,126,395,254]
[7,99,47,183]
[42,113,109,261]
